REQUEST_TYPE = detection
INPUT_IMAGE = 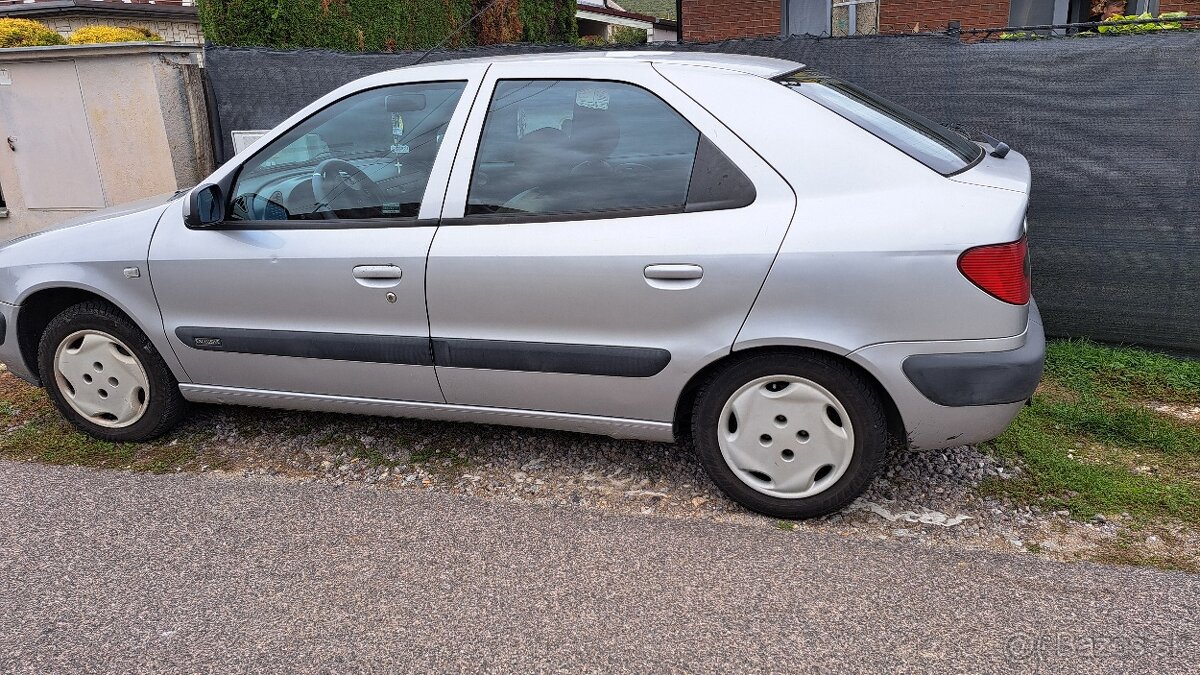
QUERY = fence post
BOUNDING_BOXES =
[676,0,683,42]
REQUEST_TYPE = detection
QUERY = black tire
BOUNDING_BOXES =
[690,351,889,520]
[38,300,187,442]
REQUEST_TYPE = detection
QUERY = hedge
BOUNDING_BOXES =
[197,0,577,51]
[0,18,67,48]
[68,26,163,45]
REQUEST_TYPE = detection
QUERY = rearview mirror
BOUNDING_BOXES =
[386,93,426,113]
[184,183,225,229]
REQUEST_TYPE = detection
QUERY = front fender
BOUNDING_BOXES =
[7,275,189,386]
[0,195,189,384]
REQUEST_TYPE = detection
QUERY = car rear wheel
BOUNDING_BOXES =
[38,300,187,442]
[691,352,888,519]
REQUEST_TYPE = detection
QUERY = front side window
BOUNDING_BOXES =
[466,79,702,217]
[229,81,467,223]
[778,71,982,175]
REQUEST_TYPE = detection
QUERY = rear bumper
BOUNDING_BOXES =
[848,300,1045,450]
[901,312,1044,406]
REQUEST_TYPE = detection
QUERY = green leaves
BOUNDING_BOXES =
[1000,12,1189,40]
[0,18,68,48]
[984,339,1200,526]
[197,0,578,52]
[1097,12,1189,35]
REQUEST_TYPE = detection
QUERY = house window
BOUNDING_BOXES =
[784,1,878,37]
[1009,0,1160,31]
[1009,0,1063,26]
[1122,1,1160,16]
[831,1,879,37]
[785,0,830,36]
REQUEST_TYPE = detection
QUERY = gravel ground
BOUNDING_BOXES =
[141,401,1194,568]
[3,357,1192,569]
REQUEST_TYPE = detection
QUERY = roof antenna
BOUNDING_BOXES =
[412,0,504,66]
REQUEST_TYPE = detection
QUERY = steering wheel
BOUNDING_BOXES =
[616,162,652,175]
[312,158,385,218]
[570,159,615,178]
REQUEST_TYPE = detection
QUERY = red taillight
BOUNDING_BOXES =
[957,236,1030,305]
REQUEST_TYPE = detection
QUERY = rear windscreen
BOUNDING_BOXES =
[777,71,982,175]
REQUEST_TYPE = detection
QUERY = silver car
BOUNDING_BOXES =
[0,52,1043,518]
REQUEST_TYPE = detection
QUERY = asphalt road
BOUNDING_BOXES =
[1,461,1196,674]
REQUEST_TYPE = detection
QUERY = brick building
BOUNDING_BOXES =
[680,0,1200,42]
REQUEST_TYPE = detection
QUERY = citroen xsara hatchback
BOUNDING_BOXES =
[0,52,1043,518]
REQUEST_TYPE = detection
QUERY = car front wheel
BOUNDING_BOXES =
[38,300,187,442]
[691,352,889,519]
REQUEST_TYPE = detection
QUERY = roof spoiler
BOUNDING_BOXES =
[980,132,1011,159]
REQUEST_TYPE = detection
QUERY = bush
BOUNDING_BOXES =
[68,26,163,45]
[0,18,67,48]
[120,26,163,40]
[610,25,647,44]
[516,0,576,44]
[1098,11,1188,34]
[1000,11,1189,40]
[197,0,577,51]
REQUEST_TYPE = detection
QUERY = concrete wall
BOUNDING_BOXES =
[0,43,211,239]
[651,23,678,41]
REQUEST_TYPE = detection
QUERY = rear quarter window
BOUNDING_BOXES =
[778,72,982,176]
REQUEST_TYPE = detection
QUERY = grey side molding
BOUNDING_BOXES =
[902,309,1045,407]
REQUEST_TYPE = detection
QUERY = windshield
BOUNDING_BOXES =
[777,71,982,175]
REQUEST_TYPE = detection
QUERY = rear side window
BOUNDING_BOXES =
[466,79,753,219]
[778,71,982,175]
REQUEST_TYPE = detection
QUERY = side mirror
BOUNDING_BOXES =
[184,183,225,229]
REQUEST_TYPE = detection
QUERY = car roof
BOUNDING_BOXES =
[405,50,803,78]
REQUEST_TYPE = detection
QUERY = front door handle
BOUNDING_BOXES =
[644,264,703,280]
[352,265,402,288]
[353,265,403,279]
[644,264,703,290]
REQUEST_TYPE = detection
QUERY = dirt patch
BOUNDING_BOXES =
[1146,401,1200,425]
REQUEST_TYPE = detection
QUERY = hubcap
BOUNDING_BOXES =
[717,375,854,499]
[53,330,150,428]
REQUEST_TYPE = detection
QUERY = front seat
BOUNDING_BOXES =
[501,126,572,213]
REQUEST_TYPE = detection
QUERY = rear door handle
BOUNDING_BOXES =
[352,265,402,288]
[644,264,703,280]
